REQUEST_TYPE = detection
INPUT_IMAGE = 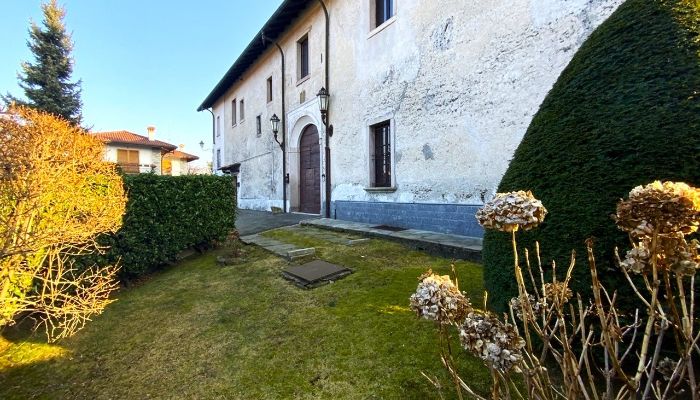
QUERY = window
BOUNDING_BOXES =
[116,149,139,174]
[256,115,262,137]
[231,99,237,126]
[374,0,394,28]
[371,121,391,187]
[298,35,309,79]
[239,99,245,122]
[216,115,221,136]
[266,77,273,102]
[216,149,221,170]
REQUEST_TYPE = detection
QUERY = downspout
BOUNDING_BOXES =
[262,32,287,213]
[318,0,332,218]
[204,108,215,172]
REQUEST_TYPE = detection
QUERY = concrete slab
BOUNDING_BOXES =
[240,234,315,261]
[282,260,352,289]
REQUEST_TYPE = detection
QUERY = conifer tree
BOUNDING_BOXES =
[3,0,83,126]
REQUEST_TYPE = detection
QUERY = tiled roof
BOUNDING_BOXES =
[93,130,177,151]
[170,150,199,162]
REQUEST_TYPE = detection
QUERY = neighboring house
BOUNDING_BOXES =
[93,127,198,176]
[163,150,200,176]
[198,0,623,237]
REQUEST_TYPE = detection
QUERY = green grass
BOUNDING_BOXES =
[1,227,488,399]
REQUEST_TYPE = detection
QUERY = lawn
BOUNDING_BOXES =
[1,227,489,399]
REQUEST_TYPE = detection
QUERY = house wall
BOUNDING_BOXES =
[213,3,327,212]
[213,0,623,235]
[325,0,622,235]
[104,144,161,174]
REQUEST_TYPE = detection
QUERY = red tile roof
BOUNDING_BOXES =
[170,150,199,162]
[92,130,177,151]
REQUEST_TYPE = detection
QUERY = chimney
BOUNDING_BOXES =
[147,126,156,141]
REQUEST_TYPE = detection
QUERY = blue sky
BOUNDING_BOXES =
[1,0,282,166]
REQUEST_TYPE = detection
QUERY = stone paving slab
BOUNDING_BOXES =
[276,225,372,247]
[300,219,482,262]
[235,209,319,236]
[240,234,315,261]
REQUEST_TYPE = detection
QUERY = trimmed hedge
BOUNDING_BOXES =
[483,0,700,312]
[101,174,236,278]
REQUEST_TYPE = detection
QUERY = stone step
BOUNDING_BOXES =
[240,234,315,261]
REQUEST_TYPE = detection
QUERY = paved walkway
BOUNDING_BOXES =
[235,209,319,236]
[301,218,482,261]
[240,234,315,261]
[276,225,371,246]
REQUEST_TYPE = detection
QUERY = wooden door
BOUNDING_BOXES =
[299,125,320,214]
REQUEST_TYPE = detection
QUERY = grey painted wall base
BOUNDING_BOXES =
[332,201,484,238]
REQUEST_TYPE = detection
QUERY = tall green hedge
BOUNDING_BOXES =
[102,174,236,279]
[483,0,700,312]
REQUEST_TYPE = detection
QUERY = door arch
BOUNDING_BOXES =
[299,125,320,214]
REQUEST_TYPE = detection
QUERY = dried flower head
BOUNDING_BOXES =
[666,237,700,276]
[509,295,543,320]
[409,271,472,324]
[543,282,573,305]
[615,181,700,238]
[459,310,525,372]
[476,191,547,232]
[620,244,651,275]
[657,357,679,381]
[621,236,700,276]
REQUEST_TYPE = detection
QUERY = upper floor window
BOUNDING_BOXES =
[298,35,309,80]
[216,115,221,136]
[231,99,237,126]
[256,115,262,137]
[266,77,273,103]
[239,99,245,122]
[116,149,140,174]
[371,121,392,188]
[374,0,394,28]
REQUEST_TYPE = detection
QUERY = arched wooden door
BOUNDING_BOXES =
[299,125,320,214]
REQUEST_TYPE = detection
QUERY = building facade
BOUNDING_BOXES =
[199,0,623,237]
[94,128,199,176]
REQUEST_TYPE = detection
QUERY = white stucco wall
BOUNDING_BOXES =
[212,0,623,213]
[213,5,327,212]
[103,144,160,174]
[328,0,623,205]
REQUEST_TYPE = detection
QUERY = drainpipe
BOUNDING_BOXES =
[203,108,215,173]
[262,32,287,213]
[318,0,332,218]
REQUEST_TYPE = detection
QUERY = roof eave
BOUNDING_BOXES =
[197,0,313,112]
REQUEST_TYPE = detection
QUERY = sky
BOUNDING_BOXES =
[0,0,282,167]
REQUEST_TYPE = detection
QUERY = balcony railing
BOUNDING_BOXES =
[117,163,155,174]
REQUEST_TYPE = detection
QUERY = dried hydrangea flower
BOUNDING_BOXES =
[657,357,679,381]
[615,181,700,238]
[475,191,547,232]
[667,238,700,276]
[459,310,525,372]
[543,282,573,305]
[409,270,472,324]
[620,244,651,275]
[509,295,543,320]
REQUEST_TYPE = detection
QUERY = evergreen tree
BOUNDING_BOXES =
[3,0,83,126]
